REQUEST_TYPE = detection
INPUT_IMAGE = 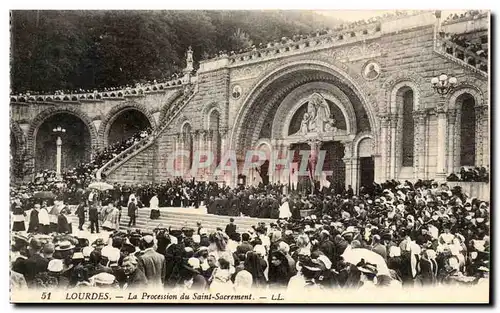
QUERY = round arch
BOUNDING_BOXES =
[389,81,422,114]
[27,107,98,160]
[448,85,485,109]
[353,132,375,159]
[181,120,193,134]
[98,102,157,148]
[230,60,379,155]
[10,120,26,150]
[382,71,426,114]
[203,102,221,130]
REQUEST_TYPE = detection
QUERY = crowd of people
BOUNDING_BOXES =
[11,74,185,99]
[443,10,487,24]
[10,128,155,212]
[441,32,488,72]
[11,176,490,293]
[447,167,489,182]
[204,11,411,60]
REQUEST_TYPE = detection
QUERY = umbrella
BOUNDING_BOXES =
[33,191,56,200]
[341,248,391,276]
[88,181,114,191]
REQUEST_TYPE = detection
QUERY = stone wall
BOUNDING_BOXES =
[154,68,230,181]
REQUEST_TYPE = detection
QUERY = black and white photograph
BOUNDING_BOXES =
[8,9,490,303]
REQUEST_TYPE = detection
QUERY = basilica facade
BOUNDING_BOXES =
[10,11,489,192]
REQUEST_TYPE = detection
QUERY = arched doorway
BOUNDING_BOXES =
[35,113,92,173]
[107,109,152,145]
[231,62,376,190]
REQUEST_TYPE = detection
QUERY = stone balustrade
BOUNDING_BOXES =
[442,11,488,26]
[10,77,188,104]
[438,38,488,73]
[227,23,382,67]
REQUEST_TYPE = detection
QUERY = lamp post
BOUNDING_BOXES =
[52,126,66,179]
[431,73,457,181]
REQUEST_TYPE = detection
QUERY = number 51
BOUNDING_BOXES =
[41,292,52,300]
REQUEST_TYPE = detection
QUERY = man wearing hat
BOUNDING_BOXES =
[24,238,49,286]
[74,201,87,231]
[89,203,100,234]
[137,235,166,287]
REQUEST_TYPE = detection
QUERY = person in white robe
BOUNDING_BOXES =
[279,198,292,219]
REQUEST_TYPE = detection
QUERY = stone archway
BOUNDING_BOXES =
[448,87,487,171]
[98,102,157,148]
[27,107,98,174]
[230,60,379,157]
[229,61,377,188]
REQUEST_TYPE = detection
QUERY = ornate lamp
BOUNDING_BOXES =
[431,73,457,97]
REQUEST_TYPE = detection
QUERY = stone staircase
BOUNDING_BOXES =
[434,38,488,78]
[96,83,198,181]
[67,207,276,234]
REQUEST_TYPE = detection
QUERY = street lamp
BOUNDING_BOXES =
[430,73,458,181]
[52,126,66,179]
[431,73,458,97]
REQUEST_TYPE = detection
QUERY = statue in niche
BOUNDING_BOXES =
[298,93,337,135]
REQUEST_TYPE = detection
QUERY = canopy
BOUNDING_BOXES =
[341,247,391,276]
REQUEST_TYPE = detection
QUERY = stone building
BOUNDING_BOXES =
[10,10,489,192]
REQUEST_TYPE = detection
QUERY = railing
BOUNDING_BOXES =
[435,38,488,76]
[96,83,198,180]
[226,23,382,66]
[10,77,187,103]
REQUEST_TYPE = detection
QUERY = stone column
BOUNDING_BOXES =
[389,113,398,179]
[351,155,360,193]
[475,105,489,168]
[218,128,228,184]
[377,114,390,182]
[56,136,62,179]
[435,99,448,181]
[446,108,457,175]
[198,130,207,180]
[173,133,180,177]
[342,142,353,191]
[413,110,427,179]
[178,133,185,177]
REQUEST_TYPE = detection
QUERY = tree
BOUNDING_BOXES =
[230,28,253,51]
[10,10,342,93]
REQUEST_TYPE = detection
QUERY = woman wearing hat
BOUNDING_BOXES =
[33,259,70,289]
